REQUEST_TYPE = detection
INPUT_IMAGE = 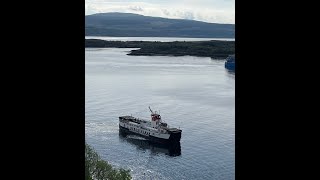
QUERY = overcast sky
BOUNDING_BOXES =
[85,0,235,24]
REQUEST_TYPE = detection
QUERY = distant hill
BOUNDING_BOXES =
[85,12,235,38]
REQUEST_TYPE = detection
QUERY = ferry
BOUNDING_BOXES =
[225,55,235,70]
[119,107,182,144]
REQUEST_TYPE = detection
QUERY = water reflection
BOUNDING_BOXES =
[226,69,235,74]
[225,69,235,79]
[119,132,181,157]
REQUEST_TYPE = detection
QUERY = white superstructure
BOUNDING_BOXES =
[119,107,182,143]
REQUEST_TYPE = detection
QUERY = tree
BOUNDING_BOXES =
[85,143,132,180]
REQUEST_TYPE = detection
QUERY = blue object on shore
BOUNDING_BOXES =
[225,55,235,70]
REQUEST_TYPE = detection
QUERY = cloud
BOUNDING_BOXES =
[171,10,195,20]
[85,0,235,24]
[128,5,143,12]
[162,9,170,16]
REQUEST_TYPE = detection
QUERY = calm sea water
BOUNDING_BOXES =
[85,47,235,180]
[85,36,235,42]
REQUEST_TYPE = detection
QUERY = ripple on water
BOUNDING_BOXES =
[86,48,235,180]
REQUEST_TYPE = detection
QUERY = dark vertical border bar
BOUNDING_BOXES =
[80,0,85,179]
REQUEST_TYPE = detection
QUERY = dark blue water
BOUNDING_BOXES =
[85,47,235,180]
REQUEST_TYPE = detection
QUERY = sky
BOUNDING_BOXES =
[85,0,235,24]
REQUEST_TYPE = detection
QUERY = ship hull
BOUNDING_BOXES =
[119,125,181,145]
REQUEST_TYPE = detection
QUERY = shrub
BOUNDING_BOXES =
[85,143,131,180]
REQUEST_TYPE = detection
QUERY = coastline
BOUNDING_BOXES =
[85,39,235,59]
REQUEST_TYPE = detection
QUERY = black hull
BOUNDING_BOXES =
[119,131,181,156]
[119,125,181,145]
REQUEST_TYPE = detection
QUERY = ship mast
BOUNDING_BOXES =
[149,106,154,114]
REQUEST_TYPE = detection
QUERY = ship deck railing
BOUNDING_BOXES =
[119,116,149,124]
[162,127,182,132]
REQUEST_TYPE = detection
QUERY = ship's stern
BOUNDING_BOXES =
[168,129,182,143]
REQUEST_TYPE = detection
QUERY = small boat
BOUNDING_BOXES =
[119,107,182,144]
[225,55,235,70]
